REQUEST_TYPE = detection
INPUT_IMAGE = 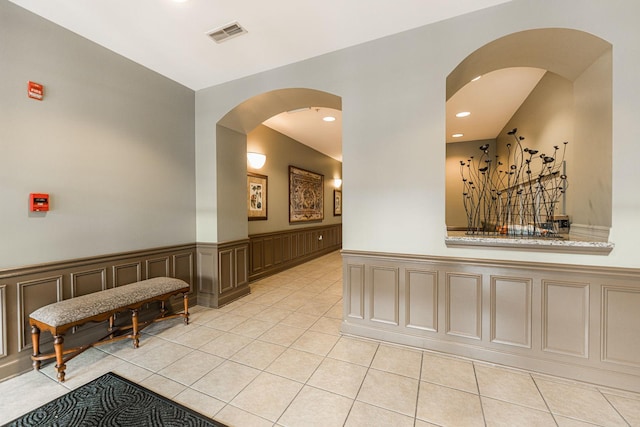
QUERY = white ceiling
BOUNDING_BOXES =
[10,0,519,160]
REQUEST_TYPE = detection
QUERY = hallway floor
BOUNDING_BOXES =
[1,251,639,426]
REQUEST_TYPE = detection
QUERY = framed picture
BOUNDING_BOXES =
[289,165,324,223]
[247,172,267,220]
[333,189,342,216]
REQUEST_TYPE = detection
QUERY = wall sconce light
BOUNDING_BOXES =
[247,152,266,169]
[333,178,342,188]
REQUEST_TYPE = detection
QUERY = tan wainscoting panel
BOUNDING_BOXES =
[71,268,107,297]
[602,285,640,367]
[112,262,142,287]
[490,276,532,348]
[0,286,6,358]
[445,272,482,340]
[340,250,640,393]
[0,244,196,382]
[173,252,194,292]
[248,224,342,282]
[370,266,399,326]
[405,269,438,332]
[17,276,63,352]
[146,256,171,279]
[346,263,365,319]
[542,279,589,358]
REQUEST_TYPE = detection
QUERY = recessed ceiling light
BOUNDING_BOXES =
[456,111,471,118]
[323,116,336,122]
[471,75,482,82]
[452,133,464,138]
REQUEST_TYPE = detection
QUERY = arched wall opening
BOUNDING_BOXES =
[445,28,612,242]
[214,88,342,243]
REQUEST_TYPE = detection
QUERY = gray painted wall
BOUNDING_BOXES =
[247,125,342,235]
[196,0,640,268]
[0,2,196,269]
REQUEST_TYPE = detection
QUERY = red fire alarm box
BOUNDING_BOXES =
[28,81,44,101]
[30,193,49,212]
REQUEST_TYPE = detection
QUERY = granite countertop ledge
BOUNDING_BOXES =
[445,232,614,254]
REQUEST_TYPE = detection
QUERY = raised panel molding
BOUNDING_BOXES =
[405,269,437,332]
[370,266,399,325]
[218,249,235,294]
[17,276,63,352]
[0,286,6,358]
[542,280,589,358]
[197,249,216,295]
[248,224,342,282]
[146,256,170,279]
[445,272,482,340]
[602,286,640,367]
[173,252,194,290]
[235,246,248,287]
[112,262,142,287]
[71,268,107,297]
[490,276,532,348]
[346,264,365,319]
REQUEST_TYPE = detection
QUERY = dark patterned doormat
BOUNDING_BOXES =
[2,372,228,427]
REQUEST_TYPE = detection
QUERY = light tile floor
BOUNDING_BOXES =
[1,251,639,426]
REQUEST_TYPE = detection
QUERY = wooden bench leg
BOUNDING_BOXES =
[131,309,139,348]
[31,325,41,371]
[53,335,66,382]
[183,293,189,325]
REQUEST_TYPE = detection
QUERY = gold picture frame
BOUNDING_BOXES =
[289,165,324,223]
[247,172,268,220]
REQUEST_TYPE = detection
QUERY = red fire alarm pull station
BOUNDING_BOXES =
[28,81,44,100]
[30,193,49,212]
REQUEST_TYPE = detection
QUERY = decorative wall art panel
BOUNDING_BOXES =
[289,165,324,223]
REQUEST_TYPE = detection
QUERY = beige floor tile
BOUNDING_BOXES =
[371,344,422,379]
[416,381,484,427]
[215,404,274,427]
[204,313,250,331]
[307,358,367,398]
[481,396,556,427]
[191,361,260,402]
[169,324,224,349]
[421,352,478,393]
[266,348,324,383]
[602,392,640,426]
[554,415,604,426]
[199,332,253,358]
[0,371,69,425]
[252,306,293,324]
[328,336,379,367]
[40,347,124,386]
[230,372,303,422]
[158,349,224,385]
[323,303,344,319]
[229,318,274,339]
[97,334,165,360]
[345,401,414,427]
[475,364,547,410]
[173,387,226,418]
[534,378,627,426]
[278,385,353,427]
[357,369,419,416]
[227,302,268,317]
[257,323,306,347]
[309,317,342,335]
[291,330,340,356]
[128,340,192,372]
[230,340,286,370]
[280,311,321,329]
[189,308,225,325]
[139,373,186,398]
[110,362,154,384]
[414,421,441,427]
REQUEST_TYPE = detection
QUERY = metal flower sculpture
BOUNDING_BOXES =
[460,128,568,237]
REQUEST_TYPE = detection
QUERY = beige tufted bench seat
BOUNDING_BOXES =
[30,277,190,382]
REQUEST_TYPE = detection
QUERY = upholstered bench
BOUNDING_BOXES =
[30,277,190,382]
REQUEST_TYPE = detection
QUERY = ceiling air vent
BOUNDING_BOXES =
[207,22,248,44]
